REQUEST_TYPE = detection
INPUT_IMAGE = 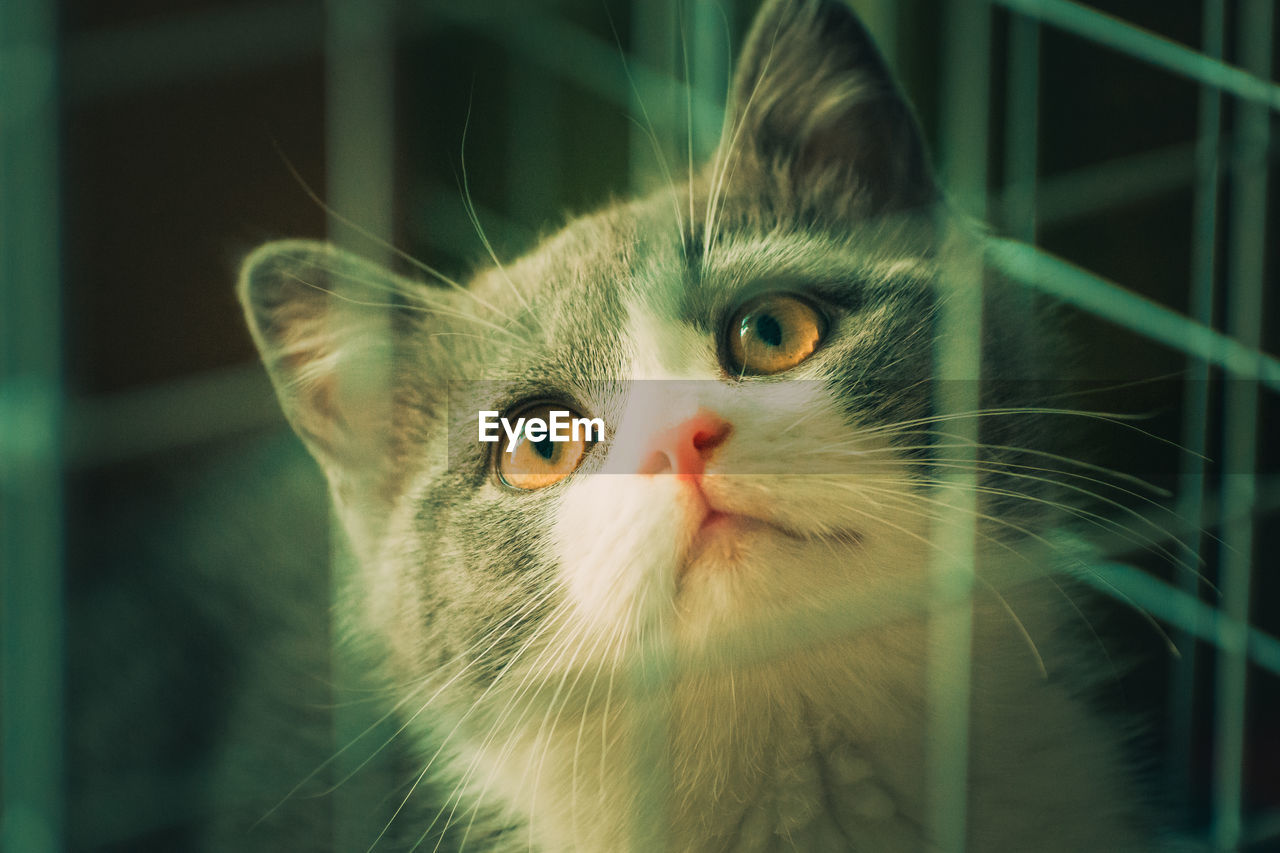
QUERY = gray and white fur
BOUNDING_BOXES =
[237,1,1154,849]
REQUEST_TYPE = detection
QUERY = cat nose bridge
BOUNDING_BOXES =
[637,410,733,478]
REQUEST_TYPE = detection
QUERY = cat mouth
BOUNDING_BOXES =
[683,491,859,574]
[683,510,776,573]
[696,508,781,541]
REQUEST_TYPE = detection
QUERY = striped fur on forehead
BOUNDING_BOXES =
[697,218,938,284]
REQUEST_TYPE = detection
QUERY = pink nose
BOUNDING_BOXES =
[637,411,733,478]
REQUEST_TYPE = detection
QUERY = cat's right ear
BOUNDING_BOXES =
[237,240,412,507]
[719,0,937,216]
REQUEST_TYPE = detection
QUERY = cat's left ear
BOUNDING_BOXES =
[720,0,937,214]
[237,240,428,536]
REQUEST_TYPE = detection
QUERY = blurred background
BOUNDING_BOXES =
[1,0,1278,850]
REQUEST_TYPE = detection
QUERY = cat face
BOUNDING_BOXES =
[419,201,942,672]
[240,0,1047,734]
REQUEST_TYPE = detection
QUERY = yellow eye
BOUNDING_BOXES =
[497,403,593,490]
[727,294,827,375]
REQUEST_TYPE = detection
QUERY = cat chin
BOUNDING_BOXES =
[552,470,885,638]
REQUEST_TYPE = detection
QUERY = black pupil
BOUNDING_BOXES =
[755,313,783,347]
[533,437,556,461]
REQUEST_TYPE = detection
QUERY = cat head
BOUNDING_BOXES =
[240,0,1053,714]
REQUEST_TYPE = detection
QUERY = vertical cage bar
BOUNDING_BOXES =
[627,4,681,850]
[629,0,682,193]
[688,0,732,166]
[326,0,395,249]
[324,0,397,848]
[1211,1,1272,850]
[1003,12,1039,243]
[628,640,677,853]
[940,0,993,220]
[928,2,991,851]
[0,1,65,851]
[1169,0,1224,810]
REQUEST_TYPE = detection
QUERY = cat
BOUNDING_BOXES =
[236,0,1156,849]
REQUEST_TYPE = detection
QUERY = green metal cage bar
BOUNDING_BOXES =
[1081,563,1280,688]
[1169,0,1225,811]
[0,1,65,851]
[626,6,682,848]
[995,0,1280,111]
[1002,12,1039,244]
[1212,2,1273,849]
[926,1,992,850]
[324,0,400,848]
[986,240,1280,392]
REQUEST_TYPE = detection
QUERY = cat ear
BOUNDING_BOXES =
[238,240,410,507]
[720,0,936,214]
